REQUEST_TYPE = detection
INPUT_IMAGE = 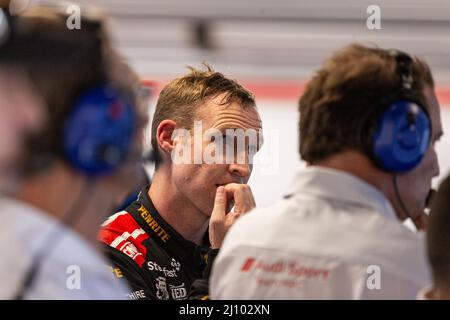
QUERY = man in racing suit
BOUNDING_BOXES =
[99,65,262,300]
[100,186,218,300]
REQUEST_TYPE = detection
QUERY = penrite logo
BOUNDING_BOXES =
[138,205,171,242]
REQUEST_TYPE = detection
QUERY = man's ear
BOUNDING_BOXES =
[156,120,178,156]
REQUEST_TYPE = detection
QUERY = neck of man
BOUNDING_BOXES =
[315,150,410,222]
[15,161,115,248]
[149,167,209,246]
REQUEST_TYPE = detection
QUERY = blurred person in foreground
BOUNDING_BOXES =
[0,12,45,191]
[420,174,450,299]
[210,44,442,299]
[99,65,262,300]
[0,67,44,191]
[0,2,148,299]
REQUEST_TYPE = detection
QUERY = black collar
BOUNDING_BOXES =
[127,185,210,269]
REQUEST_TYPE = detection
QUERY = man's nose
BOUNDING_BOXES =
[228,163,251,180]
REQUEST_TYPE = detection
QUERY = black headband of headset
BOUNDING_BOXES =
[388,49,431,126]
[0,5,102,64]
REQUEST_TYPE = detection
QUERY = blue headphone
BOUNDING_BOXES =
[63,85,135,177]
[372,50,431,173]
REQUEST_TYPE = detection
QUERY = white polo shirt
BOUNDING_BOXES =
[0,197,128,299]
[210,166,431,299]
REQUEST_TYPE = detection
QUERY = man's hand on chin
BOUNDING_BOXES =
[208,183,256,248]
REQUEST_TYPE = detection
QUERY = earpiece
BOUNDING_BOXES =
[372,50,431,172]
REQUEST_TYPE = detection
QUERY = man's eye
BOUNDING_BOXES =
[248,143,258,155]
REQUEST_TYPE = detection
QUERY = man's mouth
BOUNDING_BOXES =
[215,179,244,188]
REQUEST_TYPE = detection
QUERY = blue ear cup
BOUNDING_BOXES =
[373,100,430,172]
[63,86,135,176]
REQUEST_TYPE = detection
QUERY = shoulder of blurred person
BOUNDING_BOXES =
[0,66,45,193]
[0,196,128,299]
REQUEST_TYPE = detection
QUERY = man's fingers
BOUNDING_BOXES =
[246,188,256,208]
[223,183,244,194]
[224,184,256,214]
[209,184,254,249]
[233,187,251,213]
[212,186,227,219]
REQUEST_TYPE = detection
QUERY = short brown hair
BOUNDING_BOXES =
[151,64,255,166]
[299,43,434,164]
[17,6,143,175]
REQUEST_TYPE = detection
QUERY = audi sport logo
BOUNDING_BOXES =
[240,257,330,280]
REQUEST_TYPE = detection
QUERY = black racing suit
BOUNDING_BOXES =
[99,186,216,300]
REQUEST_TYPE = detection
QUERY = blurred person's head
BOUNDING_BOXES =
[0,3,47,191]
[150,64,262,218]
[426,175,450,299]
[11,4,148,240]
[299,44,442,222]
[0,66,44,191]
